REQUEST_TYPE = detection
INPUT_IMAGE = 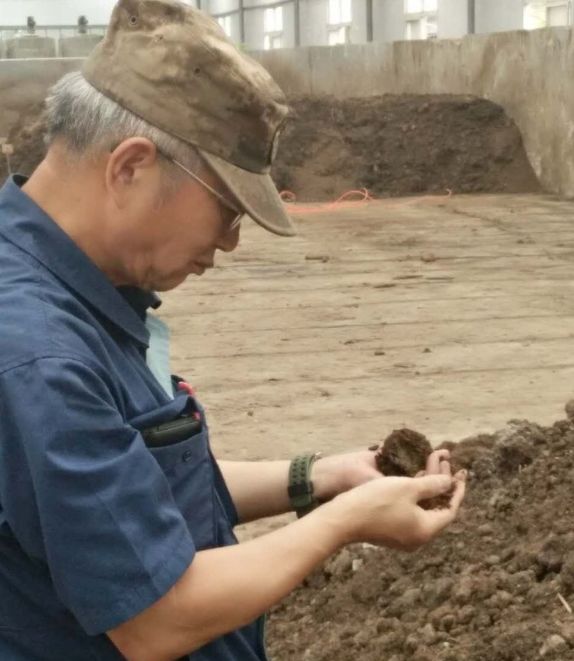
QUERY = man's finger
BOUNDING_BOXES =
[425,449,450,474]
[446,471,466,512]
[418,475,467,534]
[411,474,453,502]
[439,458,452,477]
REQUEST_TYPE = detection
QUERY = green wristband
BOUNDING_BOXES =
[288,453,322,518]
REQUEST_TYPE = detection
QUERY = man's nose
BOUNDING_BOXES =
[217,225,240,253]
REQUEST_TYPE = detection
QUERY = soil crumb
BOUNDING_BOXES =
[268,412,574,661]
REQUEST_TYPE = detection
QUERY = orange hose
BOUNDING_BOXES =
[279,188,453,215]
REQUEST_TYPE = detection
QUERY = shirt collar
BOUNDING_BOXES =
[117,287,162,321]
[0,175,160,348]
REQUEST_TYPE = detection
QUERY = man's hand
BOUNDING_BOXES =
[312,447,453,502]
[323,470,466,551]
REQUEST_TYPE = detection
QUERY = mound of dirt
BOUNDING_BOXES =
[1,95,541,203]
[0,103,46,183]
[267,411,574,661]
[271,94,541,201]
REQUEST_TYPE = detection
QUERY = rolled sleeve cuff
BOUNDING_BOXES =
[79,531,196,636]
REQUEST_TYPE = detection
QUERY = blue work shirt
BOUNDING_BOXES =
[0,176,266,660]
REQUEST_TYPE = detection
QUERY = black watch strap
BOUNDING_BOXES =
[288,453,322,518]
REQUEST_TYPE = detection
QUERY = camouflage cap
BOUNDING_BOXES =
[82,0,295,237]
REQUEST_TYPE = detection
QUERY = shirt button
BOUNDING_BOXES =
[182,449,194,463]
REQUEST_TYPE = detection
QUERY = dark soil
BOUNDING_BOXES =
[375,428,454,511]
[376,428,433,477]
[1,95,541,204]
[267,409,574,661]
[271,94,542,201]
[0,103,46,182]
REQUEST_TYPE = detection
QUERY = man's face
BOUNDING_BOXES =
[105,139,241,291]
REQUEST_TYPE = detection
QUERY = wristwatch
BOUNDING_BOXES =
[288,452,322,518]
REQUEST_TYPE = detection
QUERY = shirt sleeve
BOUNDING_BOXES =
[0,355,196,635]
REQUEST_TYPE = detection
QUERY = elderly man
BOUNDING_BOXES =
[0,1,466,659]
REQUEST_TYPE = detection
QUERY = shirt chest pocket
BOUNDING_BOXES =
[129,397,217,551]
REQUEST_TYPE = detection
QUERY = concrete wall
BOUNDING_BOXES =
[475,0,524,33]
[373,0,408,43]
[5,35,56,58]
[438,0,469,39]
[59,34,102,58]
[350,0,369,44]
[301,0,336,46]
[0,58,82,138]
[1,27,573,199]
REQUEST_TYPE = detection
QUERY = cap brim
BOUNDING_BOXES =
[199,149,296,237]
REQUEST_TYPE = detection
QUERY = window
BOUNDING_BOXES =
[217,15,232,38]
[328,0,352,45]
[263,33,283,50]
[405,0,438,14]
[329,0,352,25]
[404,0,438,40]
[547,3,569,25]
[524,1,570,29]
[405,20,421,40]
[264,7,283,33]
[328,25,350,45]
[405,16,437,40]
[263,6,283,50]
[425,16,438,38]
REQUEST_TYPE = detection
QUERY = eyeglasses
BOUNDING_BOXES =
[170,157,243,232]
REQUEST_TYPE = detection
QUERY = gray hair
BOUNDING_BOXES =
[44,71,201,185]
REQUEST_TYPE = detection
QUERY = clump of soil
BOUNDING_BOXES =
[375,428,454,510]
[375,428,433,477]
[271,94,541,201]
[268,408,574,661]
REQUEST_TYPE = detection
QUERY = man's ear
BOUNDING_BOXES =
[105,138,161,204]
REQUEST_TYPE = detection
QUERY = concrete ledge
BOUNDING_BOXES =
[59,35,102,58]
[5,35,57,59]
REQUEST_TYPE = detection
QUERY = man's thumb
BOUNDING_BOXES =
[413,474,452,501]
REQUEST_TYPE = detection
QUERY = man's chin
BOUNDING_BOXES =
[152,266,207,292]
[189,263,207,276]
[150,273,188,292]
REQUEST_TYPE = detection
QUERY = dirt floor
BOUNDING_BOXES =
[164,194,574,456]
[271,95,541,200]
[1,95,541,202]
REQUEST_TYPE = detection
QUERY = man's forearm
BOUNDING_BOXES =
[217,453,365,524]
[108,471,465,661]
[109,501,346,661]
[218,460,292,523]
